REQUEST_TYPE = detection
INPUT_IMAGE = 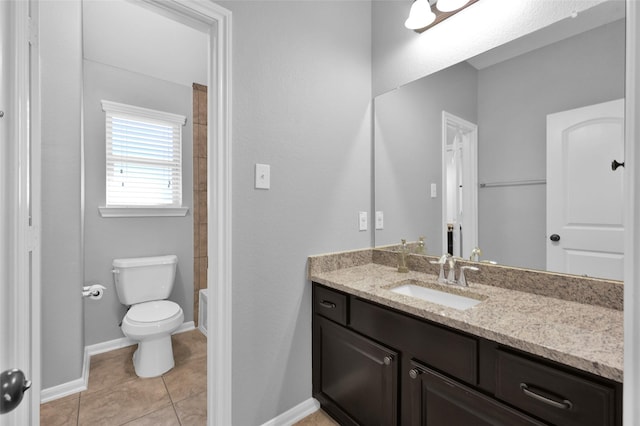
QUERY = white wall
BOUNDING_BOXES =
[40,0,85,389]
[372,0,609,96]
[216,1,372,424]
[83,0,207,87]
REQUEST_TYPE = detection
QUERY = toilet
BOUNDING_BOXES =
[112,255,184,378]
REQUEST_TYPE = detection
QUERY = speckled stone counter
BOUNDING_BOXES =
[308,249,623,383]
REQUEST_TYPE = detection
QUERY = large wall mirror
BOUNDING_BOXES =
[374,0,625,281]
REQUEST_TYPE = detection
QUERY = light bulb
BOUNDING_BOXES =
[436,0,469,12]
[405,0,436,30]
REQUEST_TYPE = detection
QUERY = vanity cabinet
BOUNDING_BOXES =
[407,360,545,425]
[312,282,622,426]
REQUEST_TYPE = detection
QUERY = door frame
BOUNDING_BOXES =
[624,0,640,423]
[139,1,234,424]
[441,111,478,258]
[8,0,232,424]
[2,0,41,424]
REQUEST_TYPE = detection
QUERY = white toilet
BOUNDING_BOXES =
[112,255,184,378]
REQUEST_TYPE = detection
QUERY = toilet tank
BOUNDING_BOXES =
[112,255,178,305]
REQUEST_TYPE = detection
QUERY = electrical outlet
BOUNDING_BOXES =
[375,211,384,230]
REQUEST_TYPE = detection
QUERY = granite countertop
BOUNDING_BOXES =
[309,262,623,383]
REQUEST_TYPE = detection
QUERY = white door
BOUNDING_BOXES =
[546,99,624,280]
[1,1,40,424]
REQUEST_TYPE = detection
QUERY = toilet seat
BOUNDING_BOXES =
[121,300,184,341]
[127,300,182,323]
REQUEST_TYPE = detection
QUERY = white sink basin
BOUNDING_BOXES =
[390,283,482,310]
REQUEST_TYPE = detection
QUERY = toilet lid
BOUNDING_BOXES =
[128,300,181,323]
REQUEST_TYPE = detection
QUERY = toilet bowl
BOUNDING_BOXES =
[121,300,184,377]
[112,255,184,378]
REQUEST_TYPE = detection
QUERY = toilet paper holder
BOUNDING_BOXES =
[82,284,106,300]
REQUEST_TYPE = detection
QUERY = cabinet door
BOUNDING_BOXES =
[407,361,546,426]
[313,315,398,426]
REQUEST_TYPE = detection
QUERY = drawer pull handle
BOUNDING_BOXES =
[319,300,336,309]
[383,356,394,366]
[519,383,573,410]
[409,368,422,379]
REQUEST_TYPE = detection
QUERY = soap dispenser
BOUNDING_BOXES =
[397,239,409,273]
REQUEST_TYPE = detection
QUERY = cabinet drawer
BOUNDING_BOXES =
[350,298,478,384]
[495,350,617,426]
[313,284,348,326]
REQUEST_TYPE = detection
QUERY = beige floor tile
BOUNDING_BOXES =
[40,394,80,426]
[172,329,207,365]
[122,404,181,426]
[293,410,340,426]
[78,377,171,426]
[162,355,206,403]
[83,345,137,395]
[174,390,207,426]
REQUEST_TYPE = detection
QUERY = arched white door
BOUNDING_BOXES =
[546,99,625,280]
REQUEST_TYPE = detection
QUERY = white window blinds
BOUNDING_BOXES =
[102,101,187,208]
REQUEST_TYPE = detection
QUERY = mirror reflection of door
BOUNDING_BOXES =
[546,99,624,280]
[442,112,478,258]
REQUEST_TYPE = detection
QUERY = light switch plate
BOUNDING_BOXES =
[430,183,437,198]
[255,164,270,189]
[375,211,384,230]
[359,212,368,231]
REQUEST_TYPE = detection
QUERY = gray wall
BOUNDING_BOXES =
[477,19,625,270]
[216,1,372,424]
[82,59,194,345]
[375,61,477,249]
[40,0,85,389]
[371,0,610,96]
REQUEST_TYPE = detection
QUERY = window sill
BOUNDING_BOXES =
[98,206,189,218]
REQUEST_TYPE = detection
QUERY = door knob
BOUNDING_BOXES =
[1,369,31,414]
[611,160,625,171]
[383,355,394,366]
[550,234,561,242]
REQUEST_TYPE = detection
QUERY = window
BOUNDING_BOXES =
[100,101,188,217]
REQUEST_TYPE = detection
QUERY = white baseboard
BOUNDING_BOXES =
[40,321,196,403]
[260,398,320,426]
[40,349,89,404]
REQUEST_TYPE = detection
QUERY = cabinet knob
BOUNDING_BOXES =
[409,368,422,379]
[383,355,393,365]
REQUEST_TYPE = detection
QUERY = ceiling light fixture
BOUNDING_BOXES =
[405,0,480,33]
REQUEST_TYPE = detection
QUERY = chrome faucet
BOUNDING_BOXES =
[447,255,457,283]
[458,266,480,287]
[432,253,480,287]
[429,254,449,283]
[469,247,482,262]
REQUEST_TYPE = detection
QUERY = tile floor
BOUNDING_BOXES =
[40,329,337,426]
[41,330,207,426]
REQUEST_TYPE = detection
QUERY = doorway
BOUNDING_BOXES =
[441,111,478,258]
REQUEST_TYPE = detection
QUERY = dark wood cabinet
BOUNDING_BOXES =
[407,360,546,426]
[311,283,622,426]
[313,315,398,425]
